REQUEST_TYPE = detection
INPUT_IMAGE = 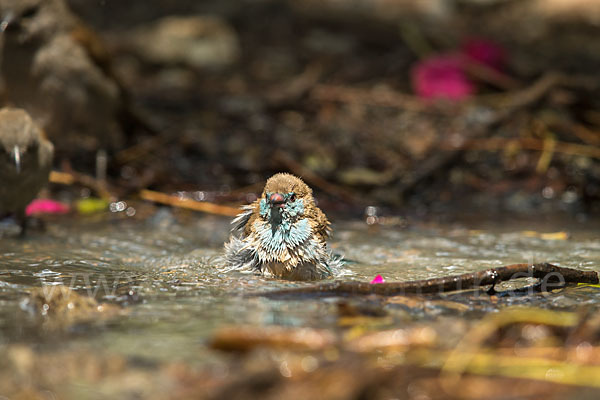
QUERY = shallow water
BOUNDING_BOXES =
[1,211,599,368]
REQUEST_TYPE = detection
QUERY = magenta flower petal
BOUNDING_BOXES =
[25,199,70,216]
[461,38,506,71]
[370,274,385,284]
[411,54,474,101]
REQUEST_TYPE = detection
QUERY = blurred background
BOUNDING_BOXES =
[5,0,600,218]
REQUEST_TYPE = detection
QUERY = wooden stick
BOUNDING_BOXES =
[139,189,240,216]
[257,263,598,298]
[50,170,113,200]
[49,171,75,185]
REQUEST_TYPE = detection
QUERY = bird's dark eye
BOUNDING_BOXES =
[289,193,296,202]
[21,5,39,19]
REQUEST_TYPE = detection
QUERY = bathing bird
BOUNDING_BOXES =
[0,0,131,154]
[0,107,53,235]
[224,173,343,280]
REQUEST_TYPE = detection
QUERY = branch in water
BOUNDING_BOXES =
[257,263,598,298]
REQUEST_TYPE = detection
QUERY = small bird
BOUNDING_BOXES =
[0,0,127,154]
[0,107,53,234]
[224,173,343,280]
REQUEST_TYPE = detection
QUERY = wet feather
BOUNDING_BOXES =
[223,173,343,280]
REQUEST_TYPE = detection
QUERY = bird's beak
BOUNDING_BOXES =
[0,12,14,33]
[269,193,285,208]
[12,145,21,174]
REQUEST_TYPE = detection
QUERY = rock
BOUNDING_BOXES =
[21,285,123,330]
[127,15,239,69]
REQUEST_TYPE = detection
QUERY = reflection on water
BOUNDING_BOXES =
[0,212,599,365]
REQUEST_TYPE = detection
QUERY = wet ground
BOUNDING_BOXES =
[1,210,599,398]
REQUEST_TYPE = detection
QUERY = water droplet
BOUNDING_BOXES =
[365,206,378,216]
[109,201,127,212]
[301,355,318,372]
[561,190,578,204]
[279,361,292,377]
[542,186,555,199]
[194,191,206,201]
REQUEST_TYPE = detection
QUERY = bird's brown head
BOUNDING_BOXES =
[0,0,65,40]
[0,108,53,174]
[0,0,39,32]
[259,173,314,224]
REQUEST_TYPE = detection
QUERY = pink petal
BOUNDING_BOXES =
[370,274,385,284]
[26,199,70,216]
[461,38,506,71]
[411,53,474,101]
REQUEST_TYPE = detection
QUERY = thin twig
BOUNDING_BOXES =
[266,62,323,104]
[114,135,172,164]
[462,57,520,91]
[139,189,240,216]
[452,137,600,159]
[483,72,562,109]
[49,170,113,200]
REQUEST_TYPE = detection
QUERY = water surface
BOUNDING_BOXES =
[1,212,599,366]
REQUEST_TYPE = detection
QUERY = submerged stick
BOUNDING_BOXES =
[258,263,598,298]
